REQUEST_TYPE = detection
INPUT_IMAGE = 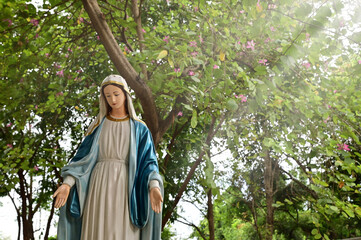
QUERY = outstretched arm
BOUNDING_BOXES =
[53,184,71,208]
[150,187,163,214]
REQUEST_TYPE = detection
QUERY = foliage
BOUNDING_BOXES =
[1,0,361,239]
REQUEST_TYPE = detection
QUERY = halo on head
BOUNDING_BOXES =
[85,74,143,136]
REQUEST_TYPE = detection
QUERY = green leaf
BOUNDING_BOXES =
[191,110,197,128]
[157,50,168,60]
[311,229,318,235]
[226,99,238,111]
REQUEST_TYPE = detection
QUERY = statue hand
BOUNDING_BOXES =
[150,187,163,214]
[53,184,71,208]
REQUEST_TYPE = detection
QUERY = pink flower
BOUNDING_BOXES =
[246,40,255,51]
[323,116,330,123]
[34,166,39,171]
[3,19,13,27]
[327,105,331,109]
[188,71,195,76]
[65,54,69,58]
[141,28,146,33]
[268,4,276,9]
[7,144,13,148]
[45,53,50,57]
[194,6,199,12]
[191,51,198,57]
[163,35,170,43]
[97,35,100,40]
[35,105,38,109]
[337,143,350,151]
[305,33,310,41]
[153,26,156,30]
[56,92,64,97]
[240,10,245,14]
[30,19,39,26]
[76,69,82,73]
[79,17,84,23]
[34,33,39,39]
[68,48,72,52]
[174,68,181,73]
[213,64,220,69]
[270,26,275,32]
[54,63,61,69]
[54,146,58,150]
[56,69,64,77]
[189,41,197,47]
[199,35,204,43]
[333,90,337,93]
[258,59,268,65]
[177,111,183,117]
[235,94,247,102]
[358,60,361,64]
[6,123,12,127]
[302,62,311,69]
[19,78,24,83]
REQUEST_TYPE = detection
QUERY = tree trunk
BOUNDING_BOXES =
[18,170,34,240]
[207,189,215,240]
[44,199,56,240]
[162,115,225,228]
[264,150,274,240]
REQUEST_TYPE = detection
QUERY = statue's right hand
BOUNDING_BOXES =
[53,184,71,208]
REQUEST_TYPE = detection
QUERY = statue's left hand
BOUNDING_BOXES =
[150,187,163,214]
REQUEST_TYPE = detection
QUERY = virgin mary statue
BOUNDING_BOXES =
[53,75,164,240]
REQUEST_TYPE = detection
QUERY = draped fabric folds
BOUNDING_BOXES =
[57,118,163,240]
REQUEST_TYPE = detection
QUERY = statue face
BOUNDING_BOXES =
[103,84,126,112]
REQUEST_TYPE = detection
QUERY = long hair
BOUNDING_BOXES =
[101,83,129,115]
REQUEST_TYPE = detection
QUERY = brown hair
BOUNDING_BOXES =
[101,83,129,114]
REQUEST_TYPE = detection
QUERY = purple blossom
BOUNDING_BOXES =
[45,53,50,57]
[189,41,197,47]
[54,63,61,69]
[246,40,255,51]
[34,165,39,171]
[199,35,204,43]
[305,33,310,41]
[56,69,64,77]
[153,26,156,30]
[174,68,181,73]
[76,69,83,73]
[258,59,268,65]
[177,111,183,117]
[65,54,69,58]
[30,19,39,26]
[19,78,24,83]
[235,94,247,102]
[6,123,12,127]
[191,51,198,57]
[337,143,350,151]
[264,37,271,43]
[68,48,72,52]
[323,116,330,123]
[188,71,195,76]
[3,19,13,27]
[79,17,84,23]
[194,6,199,12]
[34,33,39,39]
[302,62,311,69]
[213,64,220,69]
[141,28,146,33]
[270,26,275,32]
[35,105,38,109]
[97,35,100,40]
[163,35,170,43]
[7,144,13,148]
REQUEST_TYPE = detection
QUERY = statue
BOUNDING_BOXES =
[53,75,163,239]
